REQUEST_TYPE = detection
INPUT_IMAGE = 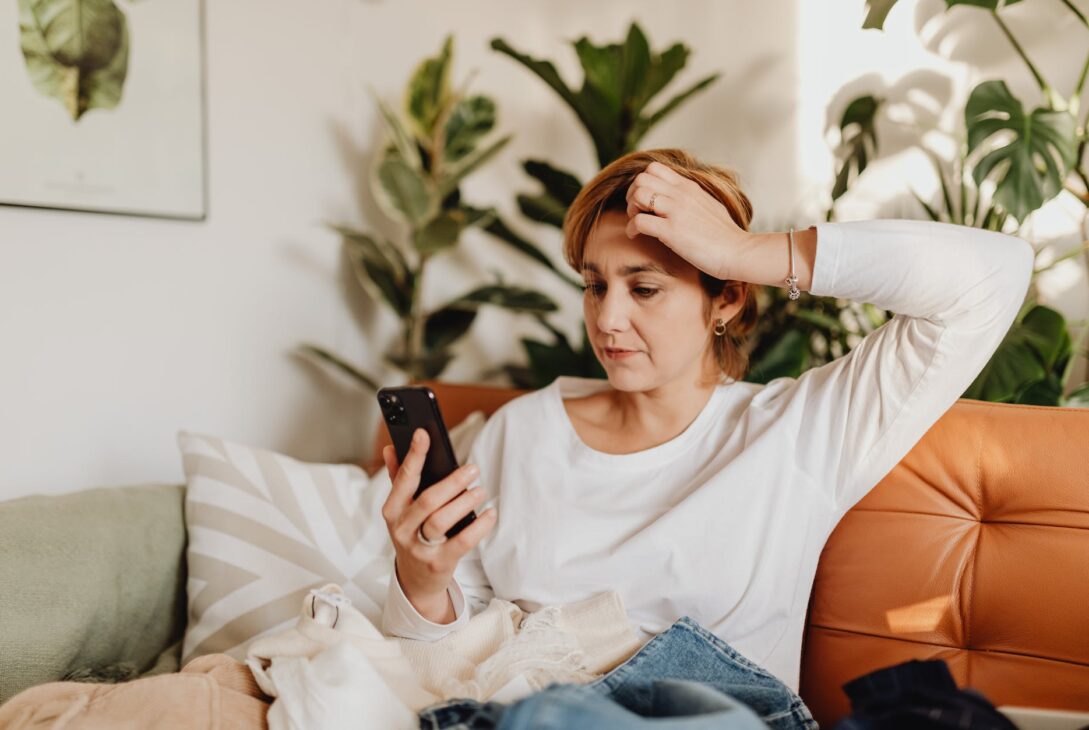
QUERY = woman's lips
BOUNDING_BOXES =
[604,348,640,360]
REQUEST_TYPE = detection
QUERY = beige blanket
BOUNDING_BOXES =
[0,654,268,730]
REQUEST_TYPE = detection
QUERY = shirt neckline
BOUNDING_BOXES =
[547,375,733,469]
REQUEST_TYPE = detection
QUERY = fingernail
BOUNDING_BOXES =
[413,429,423,444]
[465,463,479,477]
[481,498,496,512]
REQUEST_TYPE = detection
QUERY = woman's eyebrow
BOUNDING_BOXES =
[581,262,676,277]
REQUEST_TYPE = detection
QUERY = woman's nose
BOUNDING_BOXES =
[593,288,630,333]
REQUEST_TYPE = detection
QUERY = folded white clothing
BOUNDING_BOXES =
[246,584,438,712]
[245,582,644,720]
[266,641,417,730]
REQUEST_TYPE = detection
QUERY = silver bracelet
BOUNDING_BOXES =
[786,228,800,300]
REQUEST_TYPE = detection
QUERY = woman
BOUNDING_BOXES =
[378,149,1034,726]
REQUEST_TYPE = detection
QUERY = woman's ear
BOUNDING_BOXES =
[714,281,747,320]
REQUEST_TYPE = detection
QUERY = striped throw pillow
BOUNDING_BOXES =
[178,411,486,663]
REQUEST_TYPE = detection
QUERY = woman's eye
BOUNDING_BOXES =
[581,283,606,295]
[581,283,659,299]
[633,287,659,299]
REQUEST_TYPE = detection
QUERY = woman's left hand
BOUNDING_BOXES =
[625,161,752,281]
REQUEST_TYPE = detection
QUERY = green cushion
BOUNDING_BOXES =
[0,484,188,704]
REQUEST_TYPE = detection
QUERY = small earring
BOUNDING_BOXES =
[713,318,727,336]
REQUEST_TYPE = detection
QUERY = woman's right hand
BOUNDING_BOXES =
[380,428,497,623]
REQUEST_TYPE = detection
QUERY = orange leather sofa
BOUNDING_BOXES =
[368,380,1089,726]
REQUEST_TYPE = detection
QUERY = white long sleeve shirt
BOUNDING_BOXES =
[382,219,1035,692]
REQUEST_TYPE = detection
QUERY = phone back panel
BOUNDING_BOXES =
[378,385,460,499]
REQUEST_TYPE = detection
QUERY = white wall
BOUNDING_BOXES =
[1,0,1085,498]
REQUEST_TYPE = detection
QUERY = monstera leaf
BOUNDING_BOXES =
[18,0,130,121]
[965,80,1077,223]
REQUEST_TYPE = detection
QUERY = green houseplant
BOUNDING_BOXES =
[481,23,904,390]
[300,37,558,389]
[478,22,722,388]
[823,0,1089,406]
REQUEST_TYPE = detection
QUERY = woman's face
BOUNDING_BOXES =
[580,210,739,392]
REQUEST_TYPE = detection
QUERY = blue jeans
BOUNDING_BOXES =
[418,615,818,729]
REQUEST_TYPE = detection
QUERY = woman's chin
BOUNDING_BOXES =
[601,365,647,391]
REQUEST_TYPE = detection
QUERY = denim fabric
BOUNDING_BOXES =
[417,615,817,730]
[418,680,766,729]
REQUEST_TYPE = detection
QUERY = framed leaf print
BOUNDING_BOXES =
[1,0,207,220]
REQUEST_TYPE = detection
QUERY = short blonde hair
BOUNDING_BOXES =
[562,148,760,382]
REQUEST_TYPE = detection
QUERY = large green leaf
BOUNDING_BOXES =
[412,210,464,256]
[406,35,453,139]
[963,304,1066,402]
[965,80,1077,222]
[523,160,583,208]
[832,95,883,202]
[516,192,568,229]
[475,209,584,289]
[333,225,414,318]
[375,151,434,226]
[444,95,496,163]
[490,37,585,126]
[492,23,717,166]
[745,330,810,384]
[423,307,477,351]
[439,284,558,315]
[18,0,130,121]
[512,161,584,231]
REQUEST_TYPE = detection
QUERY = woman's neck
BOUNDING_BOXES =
[604,379,719,441]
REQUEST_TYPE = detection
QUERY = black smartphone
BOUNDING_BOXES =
[377,385,477,539]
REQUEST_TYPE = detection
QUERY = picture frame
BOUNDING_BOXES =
[1,0,208,220]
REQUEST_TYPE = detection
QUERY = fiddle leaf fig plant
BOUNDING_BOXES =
[300,36,558,389]
[478,22,721,388]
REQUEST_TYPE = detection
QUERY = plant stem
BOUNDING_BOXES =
[1060,0,1089,29]
[992,12,1049,94]
[406,252,430,381]
[1077,52,1089,103]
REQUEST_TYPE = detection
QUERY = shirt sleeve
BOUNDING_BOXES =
[379,415,500,640]
[765,219,1034,517]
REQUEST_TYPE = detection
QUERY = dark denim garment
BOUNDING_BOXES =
[418,615,818,730]
[832,659,1019,730]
